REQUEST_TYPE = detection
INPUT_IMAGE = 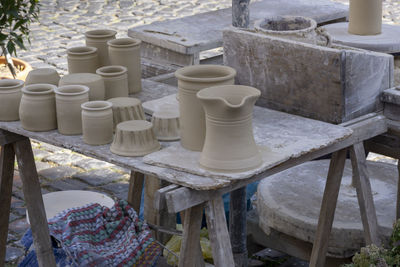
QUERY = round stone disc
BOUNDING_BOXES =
[323,22,400,53]
[257,159,396,258]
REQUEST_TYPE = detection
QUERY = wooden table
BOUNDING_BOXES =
[0,79,387,267]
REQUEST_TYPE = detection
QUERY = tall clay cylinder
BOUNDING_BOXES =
[348,0,382,35]
[67,46,100,74]
[81,101,113,145]
[96,65,129,99]
[19,84,57,132]
[55,85,89,135]
[0,79,24,121]
[175,65,236,151]
[85,29,117,67]
[108,38,142,94]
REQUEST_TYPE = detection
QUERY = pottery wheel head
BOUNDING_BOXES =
[108,97,141,108]
[117,120,152,131]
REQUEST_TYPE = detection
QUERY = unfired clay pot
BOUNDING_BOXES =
[175,65,236,151]
[96,65,129,99]
[348,0,382,35]
[151,109,180,141]
[254,16,320,45]
[55,85,89,135]
[85,29,117,66]
[108,97,145,130]
[19,84,57,132]
[67,46,100,74]
[25,68,60,86]
[108,38,142,94]
[59,73,105,101]
[197,85,262,172]
[110,120,160,156]
[0,79,24,121]
[81,101,113,145]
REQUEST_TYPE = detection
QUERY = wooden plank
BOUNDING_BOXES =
[127,171,144,212]
[229,187,248,267]
[0,129,25,146]
[0,144,15,265]
[178,203,205,267]
[309,148,347,267]
[350,142,380,245]
[13,138,56,267]
[155,184,180,211]
[165,114,387,213]
[205,197,235,267]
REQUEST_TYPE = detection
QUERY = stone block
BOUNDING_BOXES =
[73,169,126,186]
[223,27,394,124]
[39,166,80,180]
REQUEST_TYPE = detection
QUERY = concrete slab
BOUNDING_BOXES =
[257,159,396,258]
[324,22,400,53]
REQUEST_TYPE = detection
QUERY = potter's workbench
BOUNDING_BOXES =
[0,79,388,267]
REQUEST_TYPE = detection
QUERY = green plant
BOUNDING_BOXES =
[343,220,400,267]
[0,0,39,77]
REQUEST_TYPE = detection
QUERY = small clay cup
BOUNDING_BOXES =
[25,68,60,86]
[96,65,129,99]
[151,109,180,141]
[108,97,145,130]
[55,85,89,135]
[19,84,57,132]
[110,120,160,156]
[67,46,100,74]
[81,101,113,145]
[0,79,24,121]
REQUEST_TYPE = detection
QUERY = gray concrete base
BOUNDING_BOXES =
[323,22,400,53]
[257,159,396,258]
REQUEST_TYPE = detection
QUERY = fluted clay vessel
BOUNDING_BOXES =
[55,85,89,135]
[108,97,145,129]
[0,79,24,121]
[85,29,117,66]
[110,120,160,156]
[25,68,60,86]
[108,38,142,94]
[348,0,382,35]
[67,46,100,74]
[19,84,57,132]
[59,73,105,101]
[96,65,129,99]
[175,65,236,151]
[197,85,262,172]
[151,109,180,141]
[81,101,113,145]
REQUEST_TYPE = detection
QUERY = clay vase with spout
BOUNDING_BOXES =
[197,85,262,172]
[175,65,236,151]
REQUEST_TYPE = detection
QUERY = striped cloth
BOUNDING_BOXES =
[47,199,161,267]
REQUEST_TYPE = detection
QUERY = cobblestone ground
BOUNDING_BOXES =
[5,0,400,266]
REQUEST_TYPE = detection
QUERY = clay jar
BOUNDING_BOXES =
[25,68,60,86]
[67,46,100,74]
[96,65,129,99]
[254,16,319,45]
[54,85,89,135]
[81,101,113,145]
[175,65,236,151]
[348,0,382,35]
[59,73,105,101]
[0,79,24,121]
[197,85,262,172]
[108,38,142,94]
[19,84,57,132]
[85,29,117,66]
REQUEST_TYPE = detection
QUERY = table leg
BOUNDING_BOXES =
[350,142,380,245]
[0,144,15,265]
[179,203,205,267]
[309,148,347,267]
[13,138,56,267]
[397,160,400,220]
[230,187,248,267]
[128,171,144,212]
[205,197,235,267]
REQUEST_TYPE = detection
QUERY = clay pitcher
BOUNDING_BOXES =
[175,65,236,151]
[197,85,262,172]
[348,0,382,35]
